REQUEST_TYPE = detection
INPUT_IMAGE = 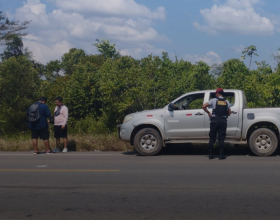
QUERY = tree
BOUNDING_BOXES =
[0,56,41,134]
[80,54,105,68]
[189,61,214,91]
[61,48,86,75]
[93,39,120,59]
[241,45,259,70]
[62,62,101,119]
[0,34,32,61]
[272,48,280,72]
[210,63,223,78]
[0,11,30,44]
[218,59,249,90]
[256,61,272,75]
[98,56,140,128]
[44,60,62,80]
[272,48,280,62]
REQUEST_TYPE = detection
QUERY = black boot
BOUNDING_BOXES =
[209,150,214,159]
[219,150,226,160]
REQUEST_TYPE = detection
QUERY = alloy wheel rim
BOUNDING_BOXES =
[255,134,272,152]
[140,134,158,151]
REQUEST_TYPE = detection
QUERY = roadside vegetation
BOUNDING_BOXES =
[0,133,133,152]
[1,11,280,151]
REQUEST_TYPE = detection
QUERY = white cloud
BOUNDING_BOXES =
[185,51,222,66]
[270,14,280,33]
[50,0,166,20]
[16,0,49,26]
[24,34,41,41]
[13,0,167,63]
[120,43,165,59]
[24,40,72,63]
[230,44,245,54]
[194,0,274,36]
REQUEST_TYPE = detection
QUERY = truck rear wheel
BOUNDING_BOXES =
[249,128,278,156]
[134,128,162,156]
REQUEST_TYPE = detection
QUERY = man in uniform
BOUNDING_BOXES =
[202,88,231,160]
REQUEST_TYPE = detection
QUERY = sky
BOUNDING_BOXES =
[1,0,280,68]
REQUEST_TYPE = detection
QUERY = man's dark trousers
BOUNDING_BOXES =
[209,117,227,157]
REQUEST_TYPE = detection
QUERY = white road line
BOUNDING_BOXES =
[0,153,128,156]
[0,169,120,172]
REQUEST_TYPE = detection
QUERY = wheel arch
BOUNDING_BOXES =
[130,124,163,146]
[246,121,280,142]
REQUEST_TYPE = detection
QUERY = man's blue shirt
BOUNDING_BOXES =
[27,102,51,130]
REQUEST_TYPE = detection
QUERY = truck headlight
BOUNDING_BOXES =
[123,115,133,124]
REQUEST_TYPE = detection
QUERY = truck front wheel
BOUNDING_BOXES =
[249,128,278,156]
[134,128,163,156]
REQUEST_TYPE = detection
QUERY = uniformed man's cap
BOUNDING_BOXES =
[216,88,224,93]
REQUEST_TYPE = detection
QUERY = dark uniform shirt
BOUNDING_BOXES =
[206,96,231,118]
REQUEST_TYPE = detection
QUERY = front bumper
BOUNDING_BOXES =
[117,124,132,142]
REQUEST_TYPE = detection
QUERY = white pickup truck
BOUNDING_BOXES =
[118,90,280,156]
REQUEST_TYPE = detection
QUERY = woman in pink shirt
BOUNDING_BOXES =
[53,97,69,153]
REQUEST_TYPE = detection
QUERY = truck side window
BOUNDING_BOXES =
[174,93,205,110]
[209,92,235,108]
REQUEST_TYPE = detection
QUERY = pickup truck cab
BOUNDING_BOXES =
[118,90,280,156]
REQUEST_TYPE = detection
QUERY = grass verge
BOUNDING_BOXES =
[0,133,134,152]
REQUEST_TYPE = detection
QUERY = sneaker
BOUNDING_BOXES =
[33,151,39,155]
[62,148,68,153]
[46,150,53,154]
[53,148,61,153]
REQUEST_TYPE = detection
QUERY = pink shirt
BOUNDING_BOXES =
[54,106,68,126]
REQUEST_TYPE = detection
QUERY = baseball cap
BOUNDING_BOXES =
[216,88,224,93]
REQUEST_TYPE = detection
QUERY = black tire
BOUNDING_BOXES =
[249,128,278,156]
[134,128,163,156]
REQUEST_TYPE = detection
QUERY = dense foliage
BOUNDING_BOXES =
[1,44,280,136]
[1,12,280,136]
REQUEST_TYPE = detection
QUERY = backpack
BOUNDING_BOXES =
[28,103,41,122]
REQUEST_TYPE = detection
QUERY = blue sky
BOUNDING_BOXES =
[1,0,280,69]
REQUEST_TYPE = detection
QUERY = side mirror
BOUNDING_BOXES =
[168,103,174,111]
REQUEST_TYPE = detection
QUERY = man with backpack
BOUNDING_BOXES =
[27,97,52,155]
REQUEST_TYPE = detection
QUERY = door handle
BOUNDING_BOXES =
[231,111,237,114]
[195,112,203,116]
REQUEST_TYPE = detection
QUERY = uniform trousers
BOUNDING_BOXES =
[209,117,227,151]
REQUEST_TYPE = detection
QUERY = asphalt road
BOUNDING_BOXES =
[1,146,280,220]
